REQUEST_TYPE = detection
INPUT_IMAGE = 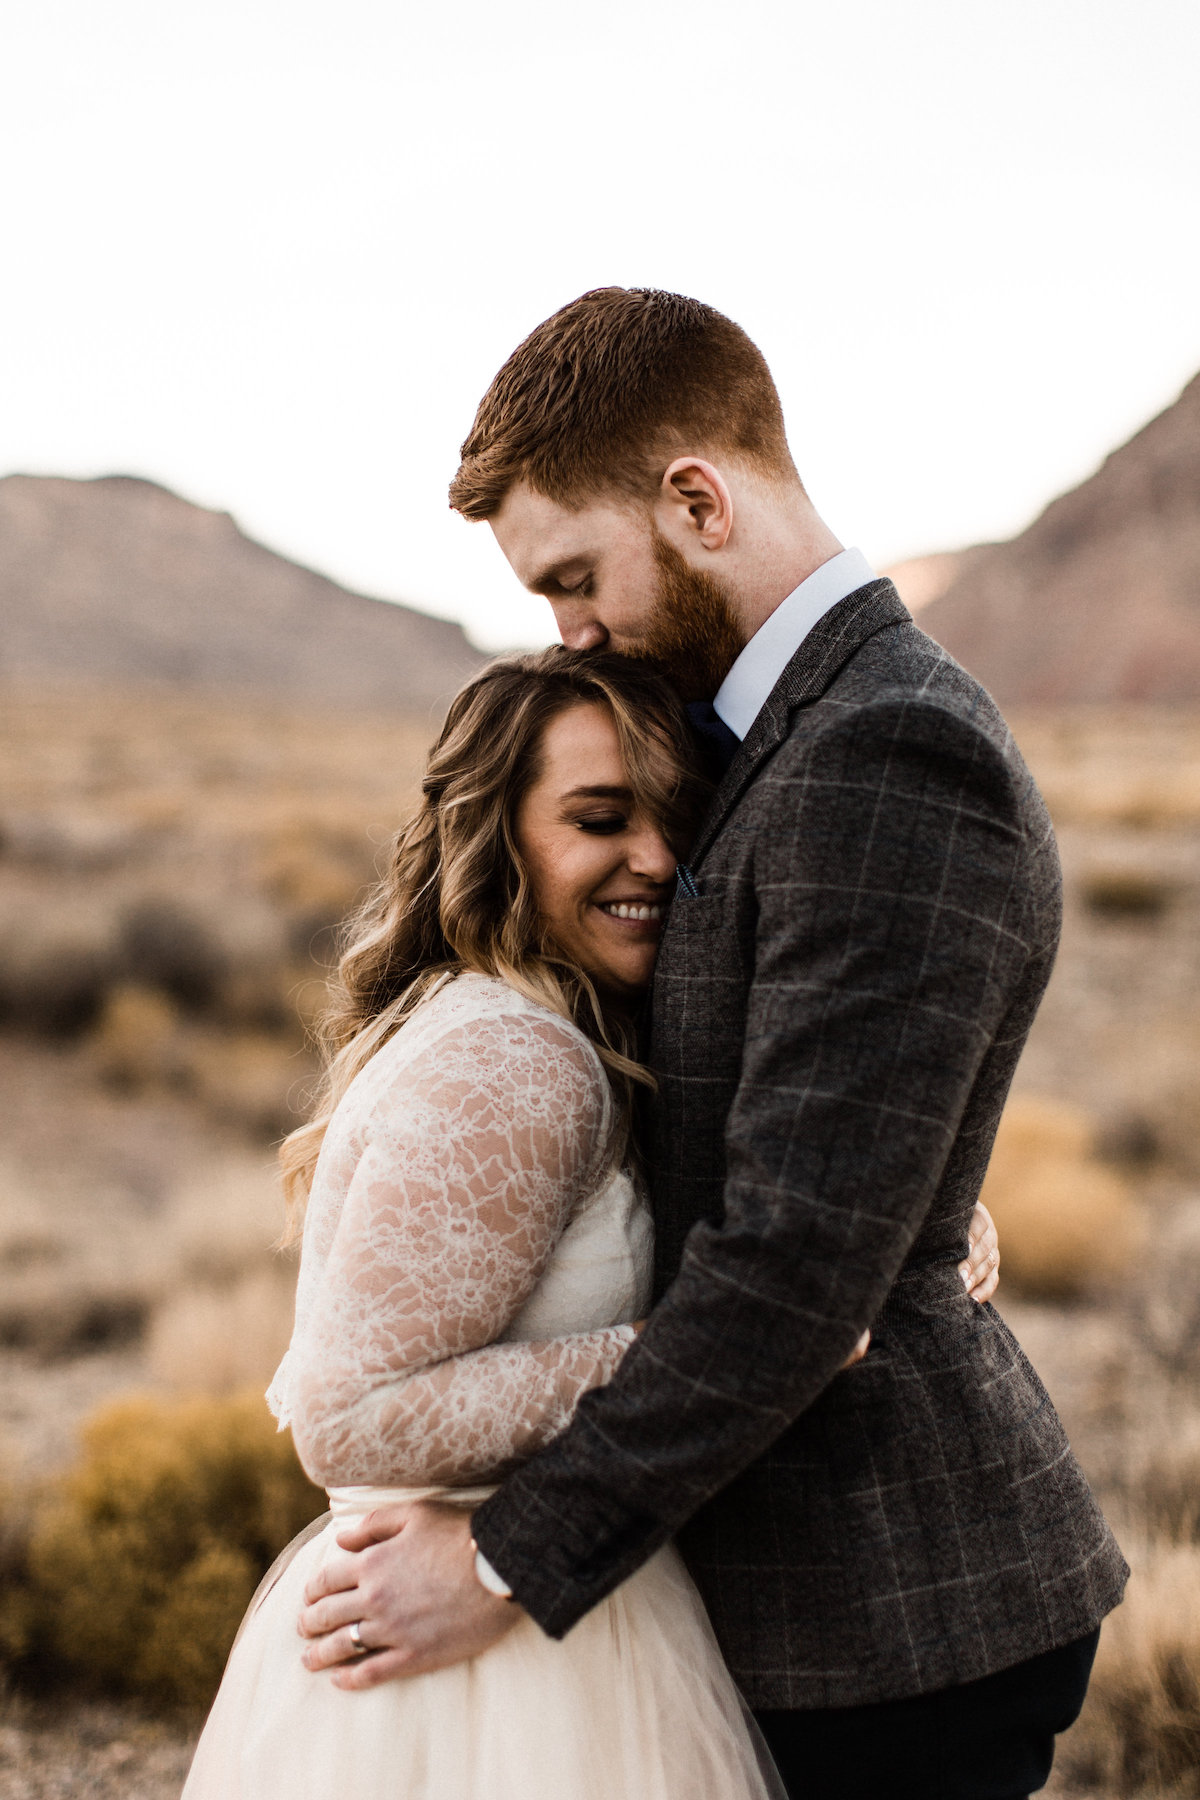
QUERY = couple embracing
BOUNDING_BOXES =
[183,288,1127,1800]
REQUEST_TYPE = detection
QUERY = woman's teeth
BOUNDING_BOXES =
[599,902,663,921]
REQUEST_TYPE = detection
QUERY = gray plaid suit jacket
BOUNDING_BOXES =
[472,580,1128,1709]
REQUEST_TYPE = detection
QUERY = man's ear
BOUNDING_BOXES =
[658,458,734,552]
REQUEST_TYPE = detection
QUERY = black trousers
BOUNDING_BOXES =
[754,1629,1100,1800]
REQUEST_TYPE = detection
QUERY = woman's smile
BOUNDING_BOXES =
[515,702,678,1002]
[594,897,667,927]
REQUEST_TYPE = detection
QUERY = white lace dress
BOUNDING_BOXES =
[182,973,782,1800]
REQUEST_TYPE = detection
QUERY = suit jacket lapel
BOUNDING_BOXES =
[686,579,910,870]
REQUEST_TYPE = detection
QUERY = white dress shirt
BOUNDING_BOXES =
[712,547,877,741]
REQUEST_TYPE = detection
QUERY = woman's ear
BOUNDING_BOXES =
[658,457,734,552]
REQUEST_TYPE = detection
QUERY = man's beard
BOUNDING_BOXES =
[627,530,745,702]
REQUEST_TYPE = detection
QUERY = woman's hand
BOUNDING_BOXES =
[960,1200,1000,1303]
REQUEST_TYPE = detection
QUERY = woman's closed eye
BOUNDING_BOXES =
[575,813,628,835]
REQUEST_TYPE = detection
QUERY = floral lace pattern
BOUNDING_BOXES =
[270,975,650,1488]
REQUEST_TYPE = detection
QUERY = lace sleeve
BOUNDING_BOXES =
[287,1010,636,1488]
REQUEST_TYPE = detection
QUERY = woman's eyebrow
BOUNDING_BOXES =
[561,784,632,801]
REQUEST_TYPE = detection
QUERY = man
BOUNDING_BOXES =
[300,289,1126,1798]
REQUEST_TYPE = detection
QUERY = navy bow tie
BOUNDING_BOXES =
[686,700,741,779]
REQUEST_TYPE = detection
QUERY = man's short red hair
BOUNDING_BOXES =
[449,287,799,520]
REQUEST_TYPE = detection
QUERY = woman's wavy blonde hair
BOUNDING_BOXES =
[278,646,708,1245]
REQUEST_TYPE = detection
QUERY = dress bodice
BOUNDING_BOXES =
[503,1161,652,1341]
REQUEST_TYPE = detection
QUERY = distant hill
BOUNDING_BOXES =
[0,475,487,713]
[883,548,994,615]
[919,373,1200,703]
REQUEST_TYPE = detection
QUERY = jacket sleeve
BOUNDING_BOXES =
[470,697,1036,1635]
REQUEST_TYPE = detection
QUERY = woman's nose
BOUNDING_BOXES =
[627,825,677,886]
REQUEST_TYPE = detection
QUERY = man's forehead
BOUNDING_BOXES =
[490,482,638,585]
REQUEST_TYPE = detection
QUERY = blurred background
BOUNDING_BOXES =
[1,1,1198,1793]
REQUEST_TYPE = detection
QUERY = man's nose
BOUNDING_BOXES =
[550,602,607,652]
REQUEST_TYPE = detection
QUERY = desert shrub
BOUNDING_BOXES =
[215,964,300,1033]
[1094,1113,1161,1174]
[0,905,115,1034]
[87,989,311,1134]
[1107,1017,1200,1178]
[118,899,225,1010]
[0,1281,149,1358]
[25,1392,324,1712]
[978,1097,1142,1299]
[0,1459,35,1674]
[1080,866,1176,921]
[1055,1542,1200,1798]
[254,825,368,965]
[89,983,188,1089]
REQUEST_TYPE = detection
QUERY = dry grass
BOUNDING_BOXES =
[144,1155,298,1396]
[1096,1016,1200,1179]
[0,1132,293,1374]
[1054,1541,1200,1798]
[1009,709,1200,828]
[146,1270,295,1397]
[978,1097,1143,1298]
[1135,1425,1200,1546]
[0,684,433,1144]
[157,1153,289,1284]
[0,1152,158,1360]
[1005,1281,1200,1800]
[0,683,432,843]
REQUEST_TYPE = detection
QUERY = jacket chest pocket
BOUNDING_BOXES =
[659,892,731,963]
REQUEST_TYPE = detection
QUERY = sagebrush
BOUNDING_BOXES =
[15,1391,324,1712]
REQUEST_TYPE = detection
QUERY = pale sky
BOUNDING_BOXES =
[2,0,1197,649]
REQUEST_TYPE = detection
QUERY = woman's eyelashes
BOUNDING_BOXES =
[574,813,628,835]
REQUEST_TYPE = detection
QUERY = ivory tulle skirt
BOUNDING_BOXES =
[182,1485,785,1800]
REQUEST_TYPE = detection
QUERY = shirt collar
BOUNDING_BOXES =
[712,547,877,741]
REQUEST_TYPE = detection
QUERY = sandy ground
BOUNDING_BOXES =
[0,1696,197,1800]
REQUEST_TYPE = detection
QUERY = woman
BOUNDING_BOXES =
[183,648,998,1800]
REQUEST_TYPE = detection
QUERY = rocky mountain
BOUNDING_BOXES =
[0,475,486,713]
[919,372,1200,703]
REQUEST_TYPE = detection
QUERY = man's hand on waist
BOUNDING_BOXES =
[297,1499,521,1690]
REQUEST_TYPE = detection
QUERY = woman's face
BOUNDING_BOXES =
[515,702,678,1003]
